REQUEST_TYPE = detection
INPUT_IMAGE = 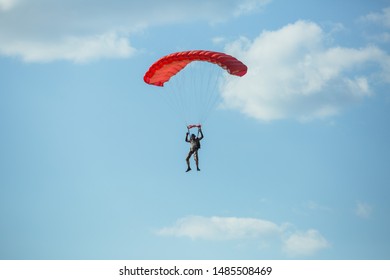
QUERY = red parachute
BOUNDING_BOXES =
[144,50,247,87]
[144,50,247,128]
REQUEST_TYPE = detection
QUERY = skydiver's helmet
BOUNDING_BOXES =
[191,134,196,139]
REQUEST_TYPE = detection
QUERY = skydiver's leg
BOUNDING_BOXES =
[186,151,193,172]
[194,151,200,171]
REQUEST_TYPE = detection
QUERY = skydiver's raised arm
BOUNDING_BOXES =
[198,128,204,140]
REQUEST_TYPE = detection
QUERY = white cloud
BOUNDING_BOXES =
[0,0,271,63]
[362,7,390,28]
[0,0,18,11]
[283,229,329,257]
[355,201,372,219]
[233,0,271,17]
[0,32,135,63]
[157,216,281,240]
[221,20,390,121]
[157,215,329,257]
[360,7,390,45]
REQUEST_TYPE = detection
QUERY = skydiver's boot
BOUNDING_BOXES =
[186,167,191,172]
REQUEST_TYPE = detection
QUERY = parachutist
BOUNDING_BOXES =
[185,127,203,172]
[144,50,247,170]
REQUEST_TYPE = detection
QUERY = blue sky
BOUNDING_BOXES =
[0,0,389,260]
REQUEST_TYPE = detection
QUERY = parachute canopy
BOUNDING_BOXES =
[144,50,247,87]
[143,50,247,127]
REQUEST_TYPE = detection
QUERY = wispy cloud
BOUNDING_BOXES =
[221,20,390,121]
[282,229,330,257]
[361,7,390,28]
[233,0,271,17]
[355,201,373,219]
[157,215,329,257]
[0,0,271,63]
[157,216,282,240]
[306,201,332,212]
[360,7,390,43]
[0,0,19,11]
[0,32,135,63]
